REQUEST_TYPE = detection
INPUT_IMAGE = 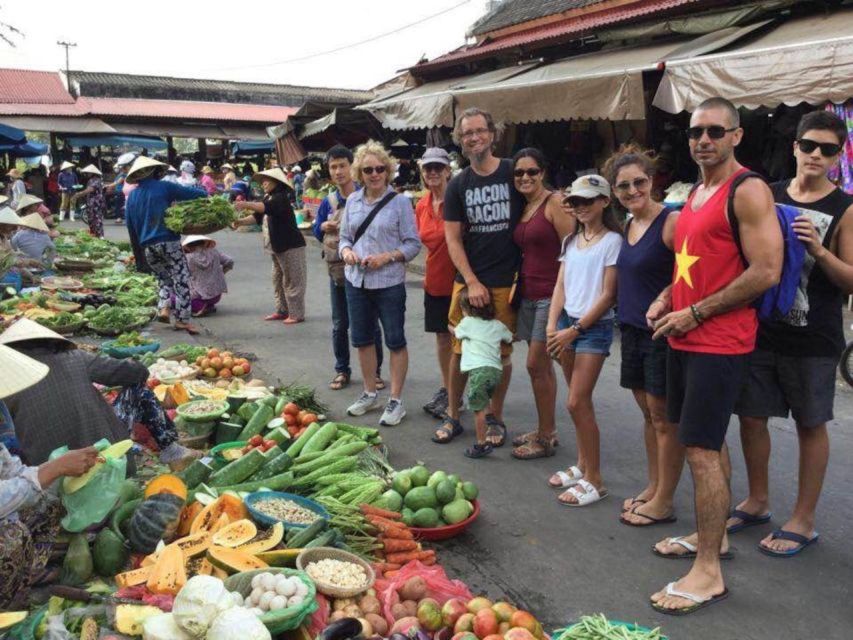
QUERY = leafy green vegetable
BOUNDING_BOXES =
[113,331,154,347]
[165,196,236,233]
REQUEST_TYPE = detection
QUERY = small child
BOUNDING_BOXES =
[450,287,513,458]
[180,235,234,317]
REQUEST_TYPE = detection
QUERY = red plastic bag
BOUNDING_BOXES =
[375,560,473,627]
[308,593,331,637]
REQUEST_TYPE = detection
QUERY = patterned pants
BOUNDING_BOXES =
[112,383,179,449]
[88,210,104,238]
[271,246,307,320]
[145,241,192,323]
[0,494,62,608]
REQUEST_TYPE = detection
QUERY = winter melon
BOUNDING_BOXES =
[211,519,257,548]
[206,545,268,574]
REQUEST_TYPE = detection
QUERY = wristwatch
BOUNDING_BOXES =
[570,321,585,334]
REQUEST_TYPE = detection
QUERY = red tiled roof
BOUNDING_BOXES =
[0,102,84,116]
[414,0,698,72]
[0,68,76,104]
[78,97,297,123]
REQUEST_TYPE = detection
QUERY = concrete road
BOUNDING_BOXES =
[97,221,853,639]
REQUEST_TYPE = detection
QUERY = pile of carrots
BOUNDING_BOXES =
[360,504,436,577]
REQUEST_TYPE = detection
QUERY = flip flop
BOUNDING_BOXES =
[485,414,507,447]
[431,417,464,444]
[727,509,772,534]
[621,497,648,513]
[156,312,171,323]
[651,536,734,560]
[620,506,677,527]
[548,465,583,488]
[650,583,730,616]
[464,442,494,458]
[375,376,386,391]
[329,372,351,391]
[758,529,819,557]
[558,479,609,507]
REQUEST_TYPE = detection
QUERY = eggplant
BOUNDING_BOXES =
[414,630,431,640]
[319,618,364,640]
[389,634,410,640]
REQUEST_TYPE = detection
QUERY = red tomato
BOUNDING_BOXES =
[262,439,277,451]
[248,435,263,447]
[283,402,299,416]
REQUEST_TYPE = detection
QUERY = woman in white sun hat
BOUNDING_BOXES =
[0,344,101,608]
[5,168,26,210]
[180,234,234,317]
[124,156,207,334]
[72,164,107,238]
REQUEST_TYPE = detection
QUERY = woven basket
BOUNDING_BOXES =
[296,547,375,598]
[223,568,317,634]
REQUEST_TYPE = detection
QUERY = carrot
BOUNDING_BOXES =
[385,550,436,565]
[360,504,402,520]
[368,517,412,538]
[385,570,400,578]
[377,526,414,541]
[373,562,401,574]
[381,539,418,553]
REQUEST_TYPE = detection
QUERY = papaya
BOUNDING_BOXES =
[60,533,93,586]
[211,519,257,548]
[206,546,267,574]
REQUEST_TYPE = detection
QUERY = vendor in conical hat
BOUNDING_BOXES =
[181,234,234,318]
[72,164,108,238]
[0,318,201,471]
[0,343,101,608]
[10,212,55,268]
[124,156,207,334]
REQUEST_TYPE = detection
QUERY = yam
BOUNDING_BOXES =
[330,611,347,622]
[390,603,408,621]
[402,600,418,617]
[399,576,427,601]
[365,614,388,636]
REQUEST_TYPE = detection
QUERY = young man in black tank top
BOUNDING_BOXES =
[733,110,853,556]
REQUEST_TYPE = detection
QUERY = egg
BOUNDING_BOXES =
[288,595,304,608]
[269,595,288,611]
[251,574,263,589]
[260,573,277,591]
[275,579,296,597]
[250,587,264,605]
[258,591,276,611]
[294,580,308,598]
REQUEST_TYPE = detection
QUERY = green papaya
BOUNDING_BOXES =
[92,528,129,577]
[60,533,93,586]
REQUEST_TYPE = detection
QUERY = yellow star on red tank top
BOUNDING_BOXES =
[674,238,700,288]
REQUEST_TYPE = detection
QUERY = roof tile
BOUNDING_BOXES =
[0,68,76,104]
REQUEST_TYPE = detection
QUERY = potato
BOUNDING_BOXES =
[359,595,381,615]
[390,603,408,621]
[365,613,388,636]
[398,576,427,602]
[333,598,355,612]
[401,600,418,617]
[358,618,374,637]
[343,604,363,618]
[330,611,347,622]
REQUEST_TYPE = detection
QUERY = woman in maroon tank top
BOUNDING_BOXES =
[510,148,575,459]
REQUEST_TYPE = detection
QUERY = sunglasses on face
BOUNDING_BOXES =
[422,163,447,173]
[615,176,650,192]
[797,138,843,157]
[687,125,738,140]
[567,196,597,208]
[362,165,386,175]
[513,168,542,178]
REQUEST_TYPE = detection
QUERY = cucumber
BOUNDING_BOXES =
[251,451,293,481]
[237,401,260,422]
[287,518,327,549]
[259,395,278,408]
[266,426,291,445]
[177,459,213,489]
[266,417,285,432]
[285,421,324,458]
[215,421,244,445]
[208,448,266,487]
[274,396,288,415]
[305,529,337,548]
[238,405,275,441]
[299,422,337,456]
[188,471,294,502]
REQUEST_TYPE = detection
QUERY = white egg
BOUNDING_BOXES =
[269,595,288,611]
[260,573,277,591]
[258,591,276,611]
[231,592,244,606]
[287,595,304,608]
[251,607,264,617]
[294,580,308,598]
[274,573,289,586]
[250,587,264,605]
[275,579,296,597]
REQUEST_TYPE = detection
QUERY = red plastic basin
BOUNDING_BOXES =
[409,500,480,540]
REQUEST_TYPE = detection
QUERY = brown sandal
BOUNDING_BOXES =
[375,376,386,390]
[512,431,559,448]
[511,436,556,459]
[329,372,350,391]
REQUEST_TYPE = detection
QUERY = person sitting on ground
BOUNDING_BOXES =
[0,318,201,470]
[181,235,234,318]
[199,166,217,195]
[15,194,58,239]
[449,287,513,458]
[11,212,55,269]
[0,344,101,609]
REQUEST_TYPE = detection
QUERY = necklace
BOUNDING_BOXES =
[582,226,605,243]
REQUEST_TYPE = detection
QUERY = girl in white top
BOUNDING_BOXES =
[545,174,622,507]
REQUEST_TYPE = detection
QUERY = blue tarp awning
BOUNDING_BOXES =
[0,141,49,157]
[63,134,168,150]
[0,122,26,145]
[231,139,274,156]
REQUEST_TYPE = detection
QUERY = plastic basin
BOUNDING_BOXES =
[410,499,480,540]
[245,491,330,529]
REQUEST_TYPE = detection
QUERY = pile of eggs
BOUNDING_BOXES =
[232,572,309,616]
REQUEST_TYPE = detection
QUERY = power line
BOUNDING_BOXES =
[202,0,472,73]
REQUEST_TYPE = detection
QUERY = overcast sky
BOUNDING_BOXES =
[0,0,489,90]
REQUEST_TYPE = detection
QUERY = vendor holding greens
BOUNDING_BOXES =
[233,167,307,324]
[0,318,200,470]
[124,156,207,334]
[0,344,100,608]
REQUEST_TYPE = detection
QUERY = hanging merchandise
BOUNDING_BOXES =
[826,101,853,194]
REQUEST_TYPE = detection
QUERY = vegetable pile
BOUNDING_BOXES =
[196,347,251,380]
[113,331,155,347]
[165,196,237,234]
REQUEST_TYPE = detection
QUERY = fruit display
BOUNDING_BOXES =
[379,465,479,530]
[196,347,252,380]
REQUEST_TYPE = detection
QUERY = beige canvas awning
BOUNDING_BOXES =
[357,63,540,130]
[0,115,115,134]
[653,9,853,113]
[454,42,678,123]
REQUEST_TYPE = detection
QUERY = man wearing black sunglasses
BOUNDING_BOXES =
[733,110,853,559]
[649,97,783,615]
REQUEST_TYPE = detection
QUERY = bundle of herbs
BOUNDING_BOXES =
[164,196,236,233]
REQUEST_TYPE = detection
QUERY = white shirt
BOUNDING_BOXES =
[560,231,621,319]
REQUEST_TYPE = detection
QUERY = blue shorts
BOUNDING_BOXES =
[345,281,407,351]
[557,311,613,356]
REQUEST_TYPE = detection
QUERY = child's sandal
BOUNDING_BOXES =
[464,442,494,458]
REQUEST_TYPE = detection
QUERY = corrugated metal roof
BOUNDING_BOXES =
[0,68,76,104]
[417,0,698,72]
[469,0,604,36]
[79,97,297,123]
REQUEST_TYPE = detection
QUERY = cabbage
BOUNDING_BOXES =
[172,575,235,638]
[207,607,271,640]
[142,613,194,640]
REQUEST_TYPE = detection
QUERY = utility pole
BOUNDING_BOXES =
[57,40,77,91]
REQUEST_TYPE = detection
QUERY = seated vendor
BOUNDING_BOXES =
[0,206,41,269]
[181,234,234,318]
[10,212,55,268]
[0,318,201,470]
[0,343,101,609]
[15,194,59,239]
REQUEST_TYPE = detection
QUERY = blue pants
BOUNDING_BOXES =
[330,278,382,376]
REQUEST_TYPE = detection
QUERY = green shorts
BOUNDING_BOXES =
[466,366,502,412]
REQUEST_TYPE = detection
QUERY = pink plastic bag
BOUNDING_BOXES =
[308,593,331,637]
[375,560,473,627]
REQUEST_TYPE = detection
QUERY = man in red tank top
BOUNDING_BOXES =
[647,98,782,615]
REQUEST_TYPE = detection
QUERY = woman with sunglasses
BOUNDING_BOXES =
[415,148,457,420]
[545,175,622,506]
[339,141,421,426]
[509,148,575,459]
[602,145,682,526]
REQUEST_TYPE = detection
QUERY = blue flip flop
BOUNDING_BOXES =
[758,529,819,557]
[727,509,772,534]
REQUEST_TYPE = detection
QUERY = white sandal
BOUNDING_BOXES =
[548,465,583,488]
[558,479,609,507]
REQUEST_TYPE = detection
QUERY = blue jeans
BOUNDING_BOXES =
[345,281,407,351]
[330,278,382,376]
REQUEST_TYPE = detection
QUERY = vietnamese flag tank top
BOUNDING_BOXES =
[669,168,757,355]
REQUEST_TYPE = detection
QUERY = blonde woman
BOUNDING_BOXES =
[339,141,421,426]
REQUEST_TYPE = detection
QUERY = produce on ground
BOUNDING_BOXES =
[196,347,252,380]
[165,196,237,233]
[305,558,369,591]
[149,358,197,381]
[251,497,321,525]
[113,330,155,347]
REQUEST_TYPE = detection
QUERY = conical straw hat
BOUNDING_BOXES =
[0,344,49,399]
[126,156,166,183]
[80,164,102,176]
[0,318,72,346]
[60,161,75,171]
[0,206,21,226]
[16,213,50,233]
[253,167,293,190]
[15,194,43,212]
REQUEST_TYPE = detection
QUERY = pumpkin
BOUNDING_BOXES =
[237,522,284,555]
[146,542,187,595]
[128,493,185,554]
[93,527,129,577]
[206,546,268,575]
[115,565,152,588]
[168,383,190,406]
[211,519,257,548]
[60,533,93,586]
[190,494,246,534]
[145,474,188,501]
[177,502,204,537]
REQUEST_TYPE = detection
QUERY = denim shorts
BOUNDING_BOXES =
[557,311,613,356]
[345,281,407,351]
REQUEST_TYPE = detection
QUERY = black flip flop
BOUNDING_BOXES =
[727,509,771,534]
[432,417,463,444]
[621,497,648,514]
[464,442,494,458]
[620,506,677,527]
[485,414,507,447]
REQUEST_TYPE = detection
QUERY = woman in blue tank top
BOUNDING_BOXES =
[604,146,682,527]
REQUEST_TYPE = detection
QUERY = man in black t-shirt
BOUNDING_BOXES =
[733,110,853,556]
[434,108,521,452]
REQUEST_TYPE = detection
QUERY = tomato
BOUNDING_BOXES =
[301,413,318,427]
[248,435,263,447]
[147,378,160,389]
[262,439,277,451]
[283,413,297,426]
[283,402,299,416]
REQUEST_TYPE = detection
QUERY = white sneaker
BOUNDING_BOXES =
[380,398,406,426]
[347,392,381,416]
[70,214,76,221]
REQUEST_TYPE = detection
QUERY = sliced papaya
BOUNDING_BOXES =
[211,519,257,548]
[177,502,204,537]
[146,543,186,595]
[254,547,302,567]
[189,494,246,534]
[206,545,268,575]
[144,474,188,501]
[237,522,284,555]
[186,556,214,577]
[115,565,152,588]
[171,530,211,557]
[207,512,231,535]
[0,612,28,630]
[210,565,228,580]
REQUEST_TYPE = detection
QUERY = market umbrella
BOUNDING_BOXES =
[0,141,48,157]
[0,122,26,146]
